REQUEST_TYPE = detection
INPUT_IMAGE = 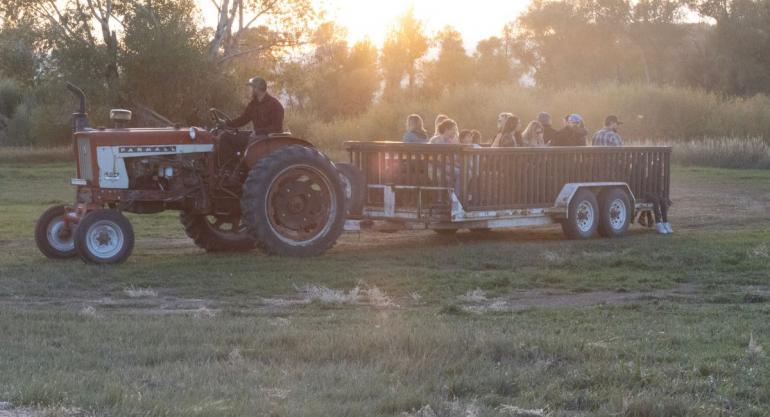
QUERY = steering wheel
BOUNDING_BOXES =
[209,108,234,131]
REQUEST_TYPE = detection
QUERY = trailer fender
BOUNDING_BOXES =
[552,183,635,219]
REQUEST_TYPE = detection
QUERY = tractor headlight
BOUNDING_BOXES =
[189,127,197,141]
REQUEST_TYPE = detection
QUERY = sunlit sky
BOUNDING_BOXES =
[198,0,531,49]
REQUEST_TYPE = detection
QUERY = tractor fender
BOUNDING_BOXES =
[242,136,315,169]
[550,182,635,219]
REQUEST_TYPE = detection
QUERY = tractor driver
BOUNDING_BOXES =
[219,76,285,166]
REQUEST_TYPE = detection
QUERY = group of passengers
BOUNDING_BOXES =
[401,111,673,234]
[403,112,624,148]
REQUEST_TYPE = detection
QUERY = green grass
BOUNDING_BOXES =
[0,163,769,417]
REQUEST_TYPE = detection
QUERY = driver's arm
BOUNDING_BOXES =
[226,103,253,128]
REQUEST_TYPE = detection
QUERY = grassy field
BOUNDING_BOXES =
[0,163,769,417]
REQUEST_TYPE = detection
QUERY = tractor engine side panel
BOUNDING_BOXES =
[95,144,213,189]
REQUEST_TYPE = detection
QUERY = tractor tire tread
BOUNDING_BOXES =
[179,211,257,252]
[241,145,345,257]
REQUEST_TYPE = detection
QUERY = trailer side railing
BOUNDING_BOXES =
[346,142,671,213]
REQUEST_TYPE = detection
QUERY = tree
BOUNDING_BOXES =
[302,23,380,120]
[423,27,473,94]
[381,8,429,97]
[0,20,40,85]
[120,0,228,124]
[694,0,770,95]
[513,0,693,88]
[474,35,518,86]
[208,0,316,66]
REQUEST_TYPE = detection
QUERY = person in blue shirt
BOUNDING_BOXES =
[592,115,624,146]
[403,114,429,143]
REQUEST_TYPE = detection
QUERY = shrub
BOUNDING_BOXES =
[0,78,24,118]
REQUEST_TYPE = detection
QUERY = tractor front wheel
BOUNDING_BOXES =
[74,209,134,264]
[180,212,256,252]
[241,145,346,257]
[35,204,77,259]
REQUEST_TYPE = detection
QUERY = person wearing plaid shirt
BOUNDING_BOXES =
[592,115,624,146]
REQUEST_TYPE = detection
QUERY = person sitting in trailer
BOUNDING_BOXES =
[592,115,624,146]
[429,119,460,144]
[470,130,482,146]
[520,120,545,147]
[551,114,587,146]
[459,129,474,145]
[491,113,521,147]
[403,114,429,144]
[538,112,558,144]
[432,114,450,137]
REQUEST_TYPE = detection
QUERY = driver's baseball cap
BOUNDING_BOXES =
[246,77,267,91]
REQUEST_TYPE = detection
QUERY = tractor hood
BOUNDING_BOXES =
[75,127,215,146]
[73,127,216,189]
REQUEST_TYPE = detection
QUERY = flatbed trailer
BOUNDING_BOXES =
[343,142,671,239]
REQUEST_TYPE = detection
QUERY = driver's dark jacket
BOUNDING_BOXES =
[226,93,284,135]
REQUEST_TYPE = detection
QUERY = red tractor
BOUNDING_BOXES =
[35,83,360,264]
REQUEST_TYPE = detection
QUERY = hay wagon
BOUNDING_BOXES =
[342,142,671,238]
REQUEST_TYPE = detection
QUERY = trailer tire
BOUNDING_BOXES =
[598,188,632,238]
[74,209,134,264]
[242,145,345,257]
[180,212,256,252]
[562,189,599,240]
[35,204,77,259]
[335,162,365,216]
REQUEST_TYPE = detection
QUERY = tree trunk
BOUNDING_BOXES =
[210,0,231,58]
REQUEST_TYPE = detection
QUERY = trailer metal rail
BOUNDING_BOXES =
[344,142,671,233]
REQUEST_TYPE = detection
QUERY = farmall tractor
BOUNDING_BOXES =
[35,84,361,264]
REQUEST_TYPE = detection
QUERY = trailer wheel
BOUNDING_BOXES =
[35,204,77,259]
[180,212,256,252]
[74,209,134,264]
[242,145,345,257]
[335,162,365,216]
[598,188,632,238]
[562,189,599,239]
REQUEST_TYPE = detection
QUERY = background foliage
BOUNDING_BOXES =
[1,0,770,148]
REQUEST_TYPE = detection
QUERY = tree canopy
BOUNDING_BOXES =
[2,0,770,145]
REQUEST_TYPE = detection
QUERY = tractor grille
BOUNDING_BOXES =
[76,138,93,182]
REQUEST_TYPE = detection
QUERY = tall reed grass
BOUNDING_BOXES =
[3,84,769,169]
[0,146,72,164]
[637,137,770,169]
[288,83,770,153]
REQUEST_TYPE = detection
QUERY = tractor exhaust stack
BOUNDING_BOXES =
[66,82,90,132]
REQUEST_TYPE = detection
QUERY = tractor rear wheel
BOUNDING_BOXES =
[35,204,77,259]
[74,209,134,264]
[180,212,256,252]
[241,145,346,257]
